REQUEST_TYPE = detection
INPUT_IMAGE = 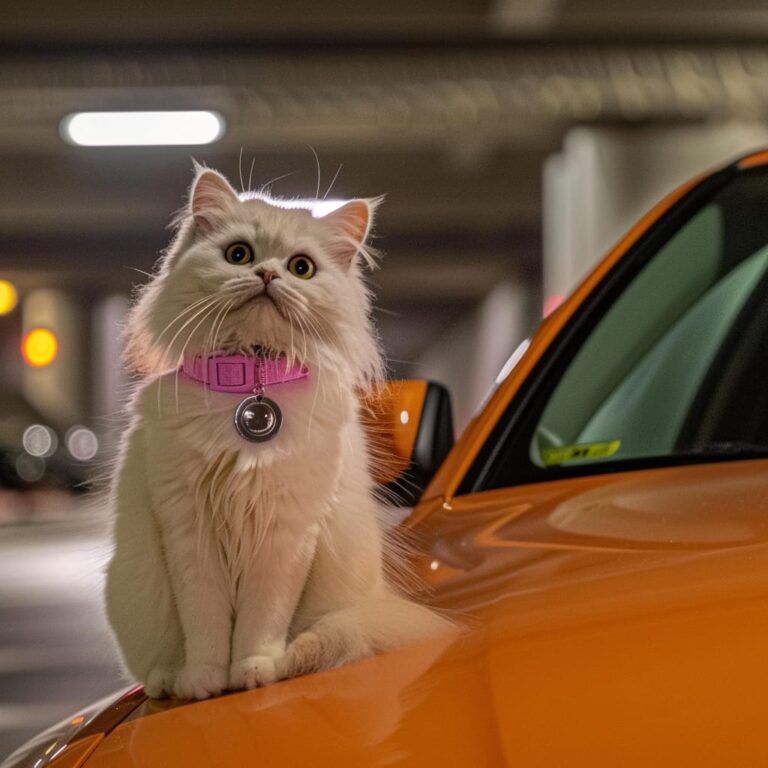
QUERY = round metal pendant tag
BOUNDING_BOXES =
[233,395,282,442]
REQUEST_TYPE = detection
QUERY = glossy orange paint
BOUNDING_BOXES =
[74,148,768,766]
[361,379,427,485]
[84,461,768,766]
[50,735,103,768]
[738,149,768,169]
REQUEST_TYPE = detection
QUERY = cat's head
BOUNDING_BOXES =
[124,166,384,387]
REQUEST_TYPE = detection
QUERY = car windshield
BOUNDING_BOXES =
[474,168,768,491]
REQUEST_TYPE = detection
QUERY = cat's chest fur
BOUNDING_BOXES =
[132,371,352,568]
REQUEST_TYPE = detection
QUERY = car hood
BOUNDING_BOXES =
[85,461,768,766]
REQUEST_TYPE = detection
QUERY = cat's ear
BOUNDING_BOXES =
[189,166,239,233]
[320,197,381,269]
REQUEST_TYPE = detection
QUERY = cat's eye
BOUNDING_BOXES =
[224,242,254,265]
[287,254,316,279]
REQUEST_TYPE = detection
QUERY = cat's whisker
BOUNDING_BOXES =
[248,156,256,194]
[180,300,228,371]
[298,305,347,397]
[290,312,334,441]
[210,300,237,359]
[174,300,227,413]
[205,296,235,358]
[156,294,221,349]
[290,310,321,362]
[285,308,297,369]
[285,307,310,368]
[305,331,322,441]
[221,276,258,292]
[162,295,223,363]
[323,163,343,201]
[258,170,298,196]
[200,297,236,407]
[278,282,311,306]
[238,146,245,193]
[281,305,299,357]
[160,292,221,329]
[308,144,321,204]
[287,297,325,339]
[156,294,222,414]
[124,265,154,278]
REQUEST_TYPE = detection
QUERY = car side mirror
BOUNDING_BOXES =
[361,379,454,506]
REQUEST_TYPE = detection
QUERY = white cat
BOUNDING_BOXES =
[105,166,450,700]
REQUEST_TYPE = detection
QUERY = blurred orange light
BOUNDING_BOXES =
[22,328,58,367]
[0,280,17,315]
[70,716,85,726]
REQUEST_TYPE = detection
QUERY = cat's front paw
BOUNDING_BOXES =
[229,655,278,690]
[174,664,228,700]
[144,666,176,699]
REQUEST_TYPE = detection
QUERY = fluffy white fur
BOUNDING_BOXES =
[105,166,449,700]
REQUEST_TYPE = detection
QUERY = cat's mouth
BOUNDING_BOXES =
[233,288,285,317]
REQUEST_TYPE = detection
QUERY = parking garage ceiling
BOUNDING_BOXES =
[3,1,768,363]
[3,0,768,42]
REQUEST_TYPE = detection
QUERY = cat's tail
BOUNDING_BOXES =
[275,594,458,680]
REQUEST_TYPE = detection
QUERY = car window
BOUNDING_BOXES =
[470,168,768,491]
[535,207,768,467]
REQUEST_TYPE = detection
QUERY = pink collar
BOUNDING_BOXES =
[181,354,309,394]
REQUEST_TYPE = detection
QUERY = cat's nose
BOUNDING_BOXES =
[256,269,278,286]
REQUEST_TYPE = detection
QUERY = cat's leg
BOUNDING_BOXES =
[158,515,232,700]
[277,484,451,681]
[105,428,184,698]
[229,519,320,690]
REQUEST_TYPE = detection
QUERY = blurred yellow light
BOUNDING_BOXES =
[0,280,18,315]
[22,328,58,367]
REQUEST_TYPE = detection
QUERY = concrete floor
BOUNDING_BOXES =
[0,504,126,759]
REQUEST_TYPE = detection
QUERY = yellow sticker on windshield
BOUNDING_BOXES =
[542,440,621,466]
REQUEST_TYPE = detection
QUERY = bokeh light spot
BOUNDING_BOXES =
[15,453,45,483]
[23,424,58,458]
[66,427,99,461]
[22,328,58,367]
[0,280,18,315]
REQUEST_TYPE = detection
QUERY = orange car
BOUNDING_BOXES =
[7,148,768,767]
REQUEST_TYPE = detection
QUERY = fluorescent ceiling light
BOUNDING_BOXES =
[61,111,225,147]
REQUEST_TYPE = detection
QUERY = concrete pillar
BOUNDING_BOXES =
[22,289,85,428]
[92,295,130,451]
[543,122,768,305]
[418,279,534,431]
